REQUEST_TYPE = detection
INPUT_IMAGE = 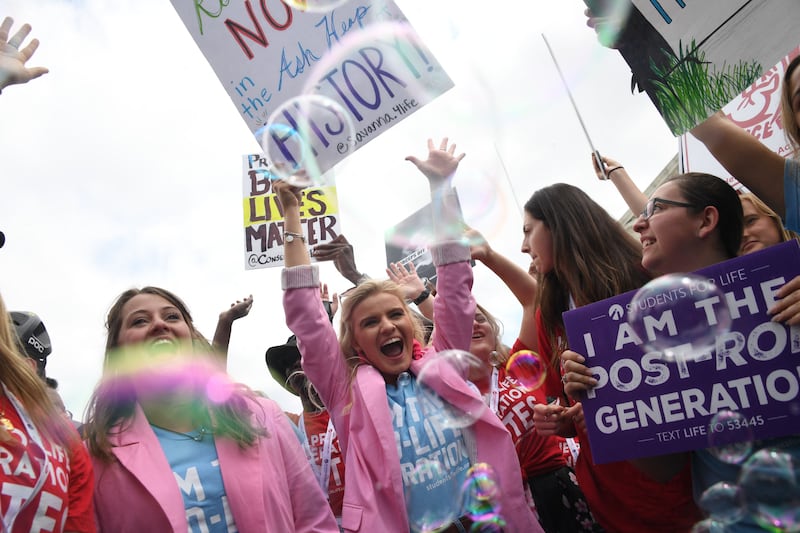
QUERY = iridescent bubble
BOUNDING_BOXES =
[262,94,353,187]
[417,350,488,429]
[281,0,351,13]
[738,448,800,531]
[462,464,506,531]
[690,518,726,533]
[699,481,744,525]
[584,0,636,48]
[707,410,754,464]
[405,460,459,533]
[627,273,732,362]
[505,350,547,391]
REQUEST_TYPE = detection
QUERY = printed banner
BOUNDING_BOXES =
[587,0,800,134]
[242,153,341,270]
[563,240,800,464]
[681,46,800,186]
[171,0,453,174]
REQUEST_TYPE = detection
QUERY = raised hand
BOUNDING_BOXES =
[0,17,48,90]
[312,234,362,285]
[221,295,253,323]
[386,261,426,302]
[405,137,465,184]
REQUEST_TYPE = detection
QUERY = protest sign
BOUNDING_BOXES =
[242,153,341,270]
[681,46,800,186]
[563,240,800,464]
[589,0,800,134]
[384,189,468,284]
[170,1,453,174]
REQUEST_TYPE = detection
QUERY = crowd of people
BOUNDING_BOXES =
[3,10,800,533]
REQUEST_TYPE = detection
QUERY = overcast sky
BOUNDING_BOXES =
[0,0,678,417]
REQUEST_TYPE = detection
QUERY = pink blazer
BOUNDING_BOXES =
[91,398,339,532]
[283,242,543,533]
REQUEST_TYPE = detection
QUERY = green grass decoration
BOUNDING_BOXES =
[650,39,762,134]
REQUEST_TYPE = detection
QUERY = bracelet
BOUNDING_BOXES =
[606,166,624,176]
[284,231,306,243]
[412,288,431,305]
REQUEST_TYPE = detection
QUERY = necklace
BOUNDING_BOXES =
[150,423,212,442]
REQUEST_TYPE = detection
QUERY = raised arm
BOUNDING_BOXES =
[467,227,539,349]
[311,234,367,286]
[275,180,350,421]
[592,153,647,216]
[211,295,253,359]
[691,111,786,216]
[406,138,474,353]
[0,17,48,92]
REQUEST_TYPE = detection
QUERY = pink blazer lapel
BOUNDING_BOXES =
[215,434,267,531]
[109,404,188,529]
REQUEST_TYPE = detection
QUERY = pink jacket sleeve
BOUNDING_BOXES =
[430,241,476,353]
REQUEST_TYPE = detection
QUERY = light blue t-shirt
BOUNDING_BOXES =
[386,372,471,532]
[783,158,800,233]
[152,425,238,533]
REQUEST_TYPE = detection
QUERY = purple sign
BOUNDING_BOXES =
[563,240,800,464]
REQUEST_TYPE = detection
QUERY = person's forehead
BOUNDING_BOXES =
[121,293,176,315]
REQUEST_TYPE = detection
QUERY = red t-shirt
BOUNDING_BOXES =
[492,366,565,477]
[511,334,580,468]
[302,410,345,518]
[531,311,702,531]
[575,427,702,532]
[0,395,94,533]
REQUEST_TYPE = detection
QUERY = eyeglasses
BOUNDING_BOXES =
[640,197,697,220]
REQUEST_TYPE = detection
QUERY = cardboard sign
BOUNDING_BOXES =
[681,46,800,184]
[242,153,341,269]
[170,1,453,174]
[590,0,800,133]
[563,240,800,464]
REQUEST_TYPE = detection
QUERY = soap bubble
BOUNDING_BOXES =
[281,0,351,13]
[261,94,353,187]
[628,273,731,362]
[699,481,744,525]
[462,464,506,531]
[707,410,754,464]
[505,350,547,391]
[417,350,488,429]
[738,448,800,531]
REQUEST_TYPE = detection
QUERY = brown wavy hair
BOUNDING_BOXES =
[780,53,800,156]
[84,286,265,462]
[524,183,650,371]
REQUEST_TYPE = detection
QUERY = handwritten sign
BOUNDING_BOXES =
[171,1,453,174]
[591,0,800,134]
[563,240,800,464]
[242,153,341,270]
[681,46,800,185]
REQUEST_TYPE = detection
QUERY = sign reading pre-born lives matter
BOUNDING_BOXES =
[587,0,800,134]
[242,154,341,270]
[563,240,800,465]
[171,1,453,174]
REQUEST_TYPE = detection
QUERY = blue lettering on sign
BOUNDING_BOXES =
[648,0,687,24]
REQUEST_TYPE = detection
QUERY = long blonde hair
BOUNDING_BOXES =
[338,279,425,375]
[0,293,76,449]
[740,192,800,249]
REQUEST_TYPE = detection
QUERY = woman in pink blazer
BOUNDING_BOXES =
[276,139,543,533]
[83,286,338,532]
